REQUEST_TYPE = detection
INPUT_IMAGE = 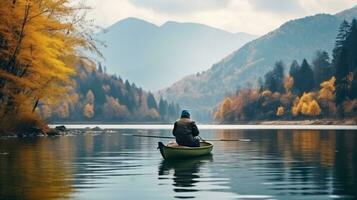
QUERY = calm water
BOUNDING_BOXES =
[0,127,356,200]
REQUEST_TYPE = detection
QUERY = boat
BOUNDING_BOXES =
[158,141,213,160]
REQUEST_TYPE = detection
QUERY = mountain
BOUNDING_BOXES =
[160,6,357,121]
[96,17,256,91]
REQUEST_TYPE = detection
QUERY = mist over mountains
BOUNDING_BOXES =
[96,17,256,91]
[160,5,357,121]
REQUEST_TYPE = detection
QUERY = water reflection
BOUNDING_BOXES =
[214,129,357,199]
[0,137,75,200]
[0,129,356,199]
[158,155,213,199]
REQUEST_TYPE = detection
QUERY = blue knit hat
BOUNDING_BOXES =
[181,110,190,118]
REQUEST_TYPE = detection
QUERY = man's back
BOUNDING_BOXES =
[173,118,199,147]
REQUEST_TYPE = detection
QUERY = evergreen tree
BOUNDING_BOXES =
[264,61,285,93]
[299,59,315,93]
[312,50,333,88]
[158,98,168,119]
[334,20,352,106]
[346,19,357,99]
[289,60,300,94]
[146,92,158,110]
[332,20,351,66]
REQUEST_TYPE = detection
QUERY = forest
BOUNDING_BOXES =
[39,61,180,122]
[215,19,357,123]
[0,0,178,134]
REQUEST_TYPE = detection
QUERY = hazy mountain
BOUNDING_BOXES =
[96,17,256,90]
[160,6,357,120]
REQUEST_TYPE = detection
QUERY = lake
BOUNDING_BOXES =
[0,125,356,199]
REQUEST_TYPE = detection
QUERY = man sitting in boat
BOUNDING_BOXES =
[172,110,200,147]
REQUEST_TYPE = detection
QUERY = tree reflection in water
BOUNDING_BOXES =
[158,155,213,198]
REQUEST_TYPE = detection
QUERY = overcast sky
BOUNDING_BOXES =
[86,0,357,35]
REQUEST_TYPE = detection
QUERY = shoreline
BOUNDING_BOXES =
[255,119,357,125]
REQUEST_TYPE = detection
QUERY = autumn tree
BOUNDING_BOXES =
[0,0,98,132]
[215,97,234,122]
[103,96,128,120]
[318,76,336,115]
[292,92,321,117]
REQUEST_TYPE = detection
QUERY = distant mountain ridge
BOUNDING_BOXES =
[96,17,256,90]
[160,5,357,121]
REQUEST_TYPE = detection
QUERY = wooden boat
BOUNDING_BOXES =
[158,141,213,160]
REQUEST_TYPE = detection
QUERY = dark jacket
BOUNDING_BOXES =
[172,118,199,147]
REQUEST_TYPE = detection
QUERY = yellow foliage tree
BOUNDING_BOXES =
[319,76,335,100]
[292,92,321,116]
[308,100,321,116]
[276,106,285,116]
[318,76,336,115]
[0,0,98,131]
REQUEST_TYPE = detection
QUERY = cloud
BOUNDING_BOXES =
[248,0,305,15]
[85,0,357,35]
[127,0,231,14]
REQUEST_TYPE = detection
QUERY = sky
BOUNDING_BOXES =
[85,0,357,35]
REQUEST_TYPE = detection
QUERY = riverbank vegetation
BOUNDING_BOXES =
[215,19,357,123]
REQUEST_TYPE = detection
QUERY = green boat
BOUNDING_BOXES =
[158,141,213,160]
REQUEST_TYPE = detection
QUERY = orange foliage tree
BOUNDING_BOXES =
[292,92,321,117]
[0,0,98,131]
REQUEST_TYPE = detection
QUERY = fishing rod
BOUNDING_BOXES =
[126,134,250,142]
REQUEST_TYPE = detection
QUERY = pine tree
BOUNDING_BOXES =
[299,59,314,94]
[146,92,157,110]
[158,98,168,119]
[264,61,285,93]
[334,20,352,107]
[346,19,357,99]
[312,50,332,88]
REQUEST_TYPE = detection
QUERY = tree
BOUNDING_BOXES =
[284,76,294,94]
[103,96,128,120]
[264,61,285,93]
[292,92,321,117]
[289,60,300,94]
[318,76,336,116]
[158,97,168,118]
[0,0,98,130]
[312,50,333,88]
[299,59,314,93]
[146,92,157,110]
[346,19,357,99]
[333,20,352,108]
[215,97,234,121]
